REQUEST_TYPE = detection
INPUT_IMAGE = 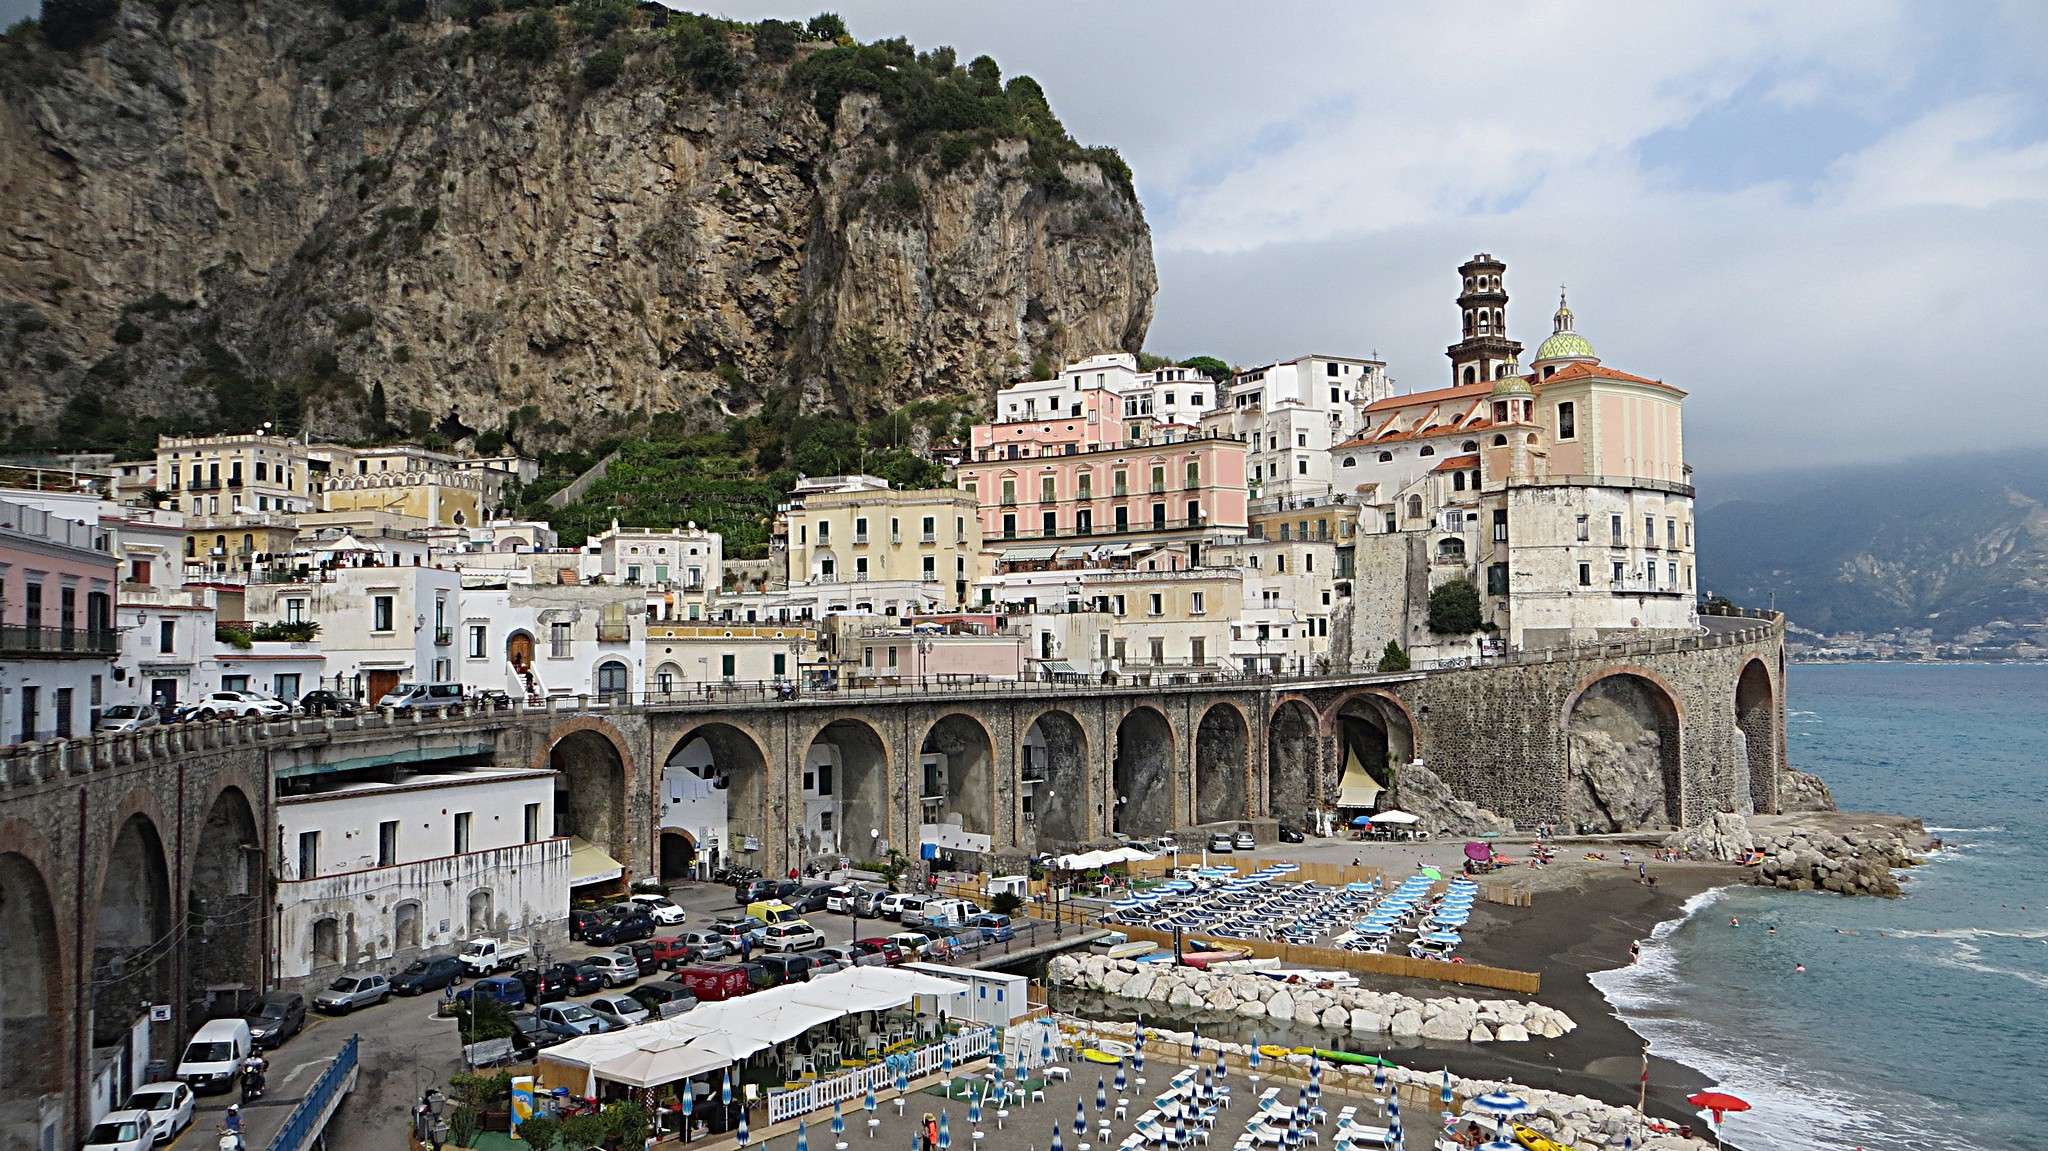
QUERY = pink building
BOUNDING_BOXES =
[2,498,119,743]
[956,432,1249,545]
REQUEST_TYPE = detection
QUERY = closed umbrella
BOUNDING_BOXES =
[737,1111,750,1149]
[1441,1069,1454,1110]
[834,1104,846,1141]
[681,1083,694,1125]
[1051,1126,1064,1151]
[969,1094,983,1128]
[939,1111,952,1151]
[723,1072,734,1108]
[1249,1041,1261,1075]
[1074,1100,1088,1141]
[944,1050,955,1093]
[1115,1064,1127,1094]
[1386,1117,1401,1147]
[1387,1095,1399,1128]
[898,1069,911,1099]
[798,1120,810,1151]
[1097,1078,1108,1115]
[866,1088,878,1117]
[1371,1063,1386,1095]
[1132,1045,1144,1076]
[1214,1045,1226,1081]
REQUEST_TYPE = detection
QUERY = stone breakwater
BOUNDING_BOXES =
[1061,1018,1713,1151]
[1752,825,1917,896]
[1048,954,1575,1044]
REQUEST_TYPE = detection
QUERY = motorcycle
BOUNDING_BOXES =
[241,1070,266,1104]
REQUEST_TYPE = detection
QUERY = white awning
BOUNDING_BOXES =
[1337,747,1384,809]
[999,545,1060,562]
[568,836,626,886]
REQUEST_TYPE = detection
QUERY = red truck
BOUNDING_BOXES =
[672,964,753,1002]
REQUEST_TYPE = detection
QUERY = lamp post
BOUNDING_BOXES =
[917,637,934,688]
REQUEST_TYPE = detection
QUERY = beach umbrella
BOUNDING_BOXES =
[969,1093,983,1128]
[943,1049,955,1095]
[1115,1064,1127,1093]
[1441,1069,1454,1109]
[940,1112,952,1151]
[1051,1126,1064,1151]
[798,1120,810,1151]
[1097,1078,1108,1115]
[1470,1092,1529,1119]
[682,1084,694,1122]
[897,1068,910,1098]
[1387,1096,1399,1126]
[1386,1118,1402,1147]
[1041,1031,1053,1067]
[1477,1141,1518,1151]
[1371,1063,1386,1095]
[1075,1100,1088,1140]
[1248,1041,1261,1074]
[1686,1093,1751,1125]
[737,1111,750,1148]
[723,1071,733,1107]
[1214,1045,1226,1080]
[834,1104,846,1140]
[1132,1046,1145,1075]
[866,1088,878,1116]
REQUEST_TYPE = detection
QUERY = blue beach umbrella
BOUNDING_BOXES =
[1051,1126,1064,1151]
[969,1093,983,1128]
[1386,1118,1401,1147]
[798,1120,810,1151]
[1074,1100,1088,1140]
[737,1111,750,1149]
[1214,1045,1226,1080]
[940,1111,952,1150]
[1132,1046,1144,1075]
[1041,1031,1053,1066]
[898,1066,910,1096]
[1387,1096,1399,1128]
[944,1049,955,1086]
[1097,1077,1108,1114]
[1469,1092,1529,1118]
[1248,1041,1261,1074]
[682,1084,694,1121]
[1115,1064,1127,1093]
[866,1087,878,1115]
[1372,1063,1386,1095]
[834,1104,847,1139]
[723,1071,733,1107]
[1441,1069,1454,1109]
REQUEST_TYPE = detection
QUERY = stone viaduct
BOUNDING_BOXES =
[0,614,1782,1150]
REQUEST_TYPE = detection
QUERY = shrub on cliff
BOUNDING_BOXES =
[40,0,119,50]
[501,10,557,61]
[1377,641,1410,672]
[1427,579,1483,634]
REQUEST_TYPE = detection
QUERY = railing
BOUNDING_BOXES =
[433,627,454,646]
[596,623,633,642]
[767,1027,994,1124]
[0,626,118,657]
[265,1034,358,1151]
[992,515,1230,542]
[1517,473,1695,499]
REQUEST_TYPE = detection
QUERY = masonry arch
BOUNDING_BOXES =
[1565,670,1684,830]
[800,718,891,864]
[394,901,423,952]
[0,846,63,1151]
[1329,691,1415,813]
[549,728,630,874]
[1113,706,1175,837]
[1736,659,1778,815]
[507,630,535,678]
[188,786,263,1013]
[1020,709,1089,848]
[918,714,996,849]
[1266,699,1318,825]
[661,722,771,874]
[657,829,696,882]
[1194,702,1250,825]
[466,888,495,935]
[92,813,174,1048]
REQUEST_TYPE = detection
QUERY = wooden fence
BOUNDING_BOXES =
[1106,924,1540,995]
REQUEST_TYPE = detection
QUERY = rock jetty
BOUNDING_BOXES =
[1751,825,1916,896]
[1047,954,1574,1044]
[1063,1018,1712,1150]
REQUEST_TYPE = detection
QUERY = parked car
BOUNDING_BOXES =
[581,953,641,988]
[588,994,651,1029]
[510,1012,569,1059]
[809,957,850,977]
[876,892,914,920]
[669,931,731,962]
[762,921,825,952]
[788,882,835,913]
[671,964,753,1003]
[376,681,465,710]
[587,911,656,946]
[1233,830,1257,850]
[935,924,983,954]
[1207,833,1235,853]
[970,913,1016,942]
[614,941,658,977]
[81,1111,151,1151]
[392,955,466,995]
[1152,835,1179,853]
[535,1002,615,1037]
[627,982,700,1019]
[894,896,930,926]
[546,962,603,997]
[97,704,160,734]
[569,909,608,941]
[852,938,904,965]
[313,974,390,1014]
[123,1081,194,1145]
[242,991,306,1049]
[630,894,687,925]
[453,975,527,1009]
[735,878,777,905]
[191,690,290,720]
[756,953,815,984]
[513,968,570,1006]
[885,931,932,958]
[649,936,697,969]
[709,915,769,945]
[296,689,359,717]
[1277,824,1306,844]
[825,886,868,914]
[770,879,802,901]
[817,945,878,968]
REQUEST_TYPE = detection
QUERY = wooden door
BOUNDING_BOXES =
[508,631,534,673]
[367,669,401,704]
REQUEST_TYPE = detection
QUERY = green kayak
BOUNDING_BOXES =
[1303,1048,1396,1068]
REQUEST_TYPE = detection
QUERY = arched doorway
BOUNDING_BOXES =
[467,889,495,935]
[596,659,631,700]
[658,830,697,882]
[1113,707,1175,837]
[919,715,995,853]
[0,851,62,1151]
[1332,693,1414,825]
[1736,660,1777,814]
[394,902,422,951]
[188,788,263,1016]
[1566,673,1684,830]
[662,723,770,874]
[94,814,173,1049]
[550,730,629,870]
[1023,711,1089,848]
[1267,701,1317,826]
[804,720,890,864]
[1194,704,1249,825]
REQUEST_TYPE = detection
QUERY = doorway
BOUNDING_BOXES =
[367,670,401,704]
[508,632,535,674]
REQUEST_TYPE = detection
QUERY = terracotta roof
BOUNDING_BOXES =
[1431,454,1480,472]
[1534,361,1685,394]
[1362,380,1495,413]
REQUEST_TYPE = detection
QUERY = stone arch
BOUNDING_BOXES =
[1328,690,1416,813]
[657,829,696,882]
[917,713,997,846]
[1266,699,1318,825]
[394,900,423,951]
[1736,659,1778,815]
[91,812,174,1048]
[187,785,263,1013]
[1564,670,1685,830]
[1113,706,1176,837]
[0,839,64,1151]
[1194,702,1250,825]
[547,726,631,875]
[1019,708,1090,848]
[798,716,891,864]
[466,888,495,936]
[660,721,771,873]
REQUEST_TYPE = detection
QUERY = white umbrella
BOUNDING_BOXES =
[1369,810,1422,825]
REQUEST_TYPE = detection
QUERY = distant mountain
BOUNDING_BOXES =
[1696,448,2048,638]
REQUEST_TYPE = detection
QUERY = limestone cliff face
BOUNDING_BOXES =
[0,2,1155,444]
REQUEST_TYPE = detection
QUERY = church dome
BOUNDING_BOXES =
[1533,290,1597,364]
[1489,373,1534,397]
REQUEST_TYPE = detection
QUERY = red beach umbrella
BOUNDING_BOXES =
[1686,1091,1752,1127]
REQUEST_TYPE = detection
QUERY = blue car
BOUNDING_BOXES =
[970,913,1015,943]
[454,975,527,1009]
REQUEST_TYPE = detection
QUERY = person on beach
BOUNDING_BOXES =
[1629,940,1642,963]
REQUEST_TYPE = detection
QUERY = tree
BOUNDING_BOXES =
[560,1114,608,1151]
[966,53,1000,93]
[40,0,118,50]
[753,17,797,61]
[1376,641,1410,673]
[1179,355,1231,381]
[1427,579,1483,634]
[368,381,388,426]
[581,47,622,87]
[805,11,844,41]
[501,10,558,61]
[672,13,740,92]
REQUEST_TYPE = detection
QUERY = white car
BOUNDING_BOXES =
[123,1081,194,1145]
[877,892,914,920]
[762,921,825,952]
[82,1110,152,1151]
[191,691,290,720]
[630,894,687,926]
[588,994,651,1029]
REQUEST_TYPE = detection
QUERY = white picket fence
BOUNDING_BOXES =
[768,1027,996,1124]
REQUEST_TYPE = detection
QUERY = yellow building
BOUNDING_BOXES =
[779,478,986,610]
[155,433,318,522]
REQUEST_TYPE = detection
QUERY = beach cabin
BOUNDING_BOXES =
[904,962,1028,1026]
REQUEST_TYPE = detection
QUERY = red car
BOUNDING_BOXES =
[853,938,905,966]
[672,964,753,1002]
[650,936,697,969]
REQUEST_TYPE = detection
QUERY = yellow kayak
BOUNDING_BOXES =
[1512,1124,1569,1151]
[1258,1044,1292,1058]
[1081,1049,1122,1065]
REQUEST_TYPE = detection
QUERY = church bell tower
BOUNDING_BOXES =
[1446,253,1523,386]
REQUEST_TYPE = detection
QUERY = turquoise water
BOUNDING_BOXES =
[1590,663,2048,1151]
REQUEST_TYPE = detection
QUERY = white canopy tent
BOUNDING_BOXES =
[1055,846,1155,869]
[1369,810,1422,825]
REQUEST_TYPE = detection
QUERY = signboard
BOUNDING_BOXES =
[149,1004,172,1022]
[741,836,761,853]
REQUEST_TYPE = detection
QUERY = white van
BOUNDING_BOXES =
[377,682,464,710]
[176,1018,253,1094]
[917,898,974,930]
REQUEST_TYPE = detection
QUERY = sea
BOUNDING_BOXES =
[1590,663,2048,1151]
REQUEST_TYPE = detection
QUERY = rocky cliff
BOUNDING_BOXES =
[0,3,1155,451]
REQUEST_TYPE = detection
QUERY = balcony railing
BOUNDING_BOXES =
[1,626,118,657]
[433,627,454,646]
[596,623,633,642]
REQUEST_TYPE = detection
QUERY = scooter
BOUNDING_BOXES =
[241,1070,266,1104]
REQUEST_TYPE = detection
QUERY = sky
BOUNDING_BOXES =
[684,0,2048,479]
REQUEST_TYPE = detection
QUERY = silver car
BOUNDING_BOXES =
[313,973,390,1014]
[97,705,161,733]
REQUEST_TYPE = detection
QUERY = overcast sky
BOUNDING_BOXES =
[688,0,2048,478]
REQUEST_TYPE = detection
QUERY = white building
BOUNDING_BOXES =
[1203,354,1391,504]
[275,766,569,980]
[457,578,647,700]
[245,565,463,703]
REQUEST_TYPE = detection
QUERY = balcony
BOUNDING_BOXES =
[920,533,937,543]
[1,627,118,658]
[1610,580,1685,598]
[853,534,869,545]
[596,622,633,643]
[433,627,454,646]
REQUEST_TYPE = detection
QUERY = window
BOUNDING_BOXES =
[550,622,572,657]
[1378,451,1392,462]
[1406,495,1423,519]
[1610,514,1624,545]
[855,556,869,579]
[1297,458,1308,475]
[1557,402,1576,439]
[1001,480,1017,506]
[1185,461,1200,489]
[1149,593,1164,616]
[1579,562,1592,586]
[1667,518,1678,550]
[1113,471,1128,496]
[297,831,320,879]
[523,802,541,843]
[1419,445,1436,457]
[468,625,486,658]
[1613,561,1625,583]
[1454,471,1466,491]
[1492,509,1508,542]
[817,763,834,796]
[1645,516,1657,549]
[273,673,300,700]
[285,597,305,624]
[1042,511,1057,535]
[1150,466,1166,493]
[372,595,394,632]
[1487,563,1509,596]
[921,515,936,541]
[1152,504,1167,529]
[1114,506,1128,531]
[1077,473,1093,500]
[1191,591,1206,614]
[721,653,736,678]
[378,821,399,867]
[597,660,630,698]
[1669,561,1680,588]
[158,619,176,653]
[818,520,831,543]
[1576,515,1589,542]
[1646,562,1659,591]
[1149,637,1165,665]
[454,812,473,854]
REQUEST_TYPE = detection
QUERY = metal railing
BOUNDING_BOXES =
[0,626,118,657]
[265,1034,357,1151]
